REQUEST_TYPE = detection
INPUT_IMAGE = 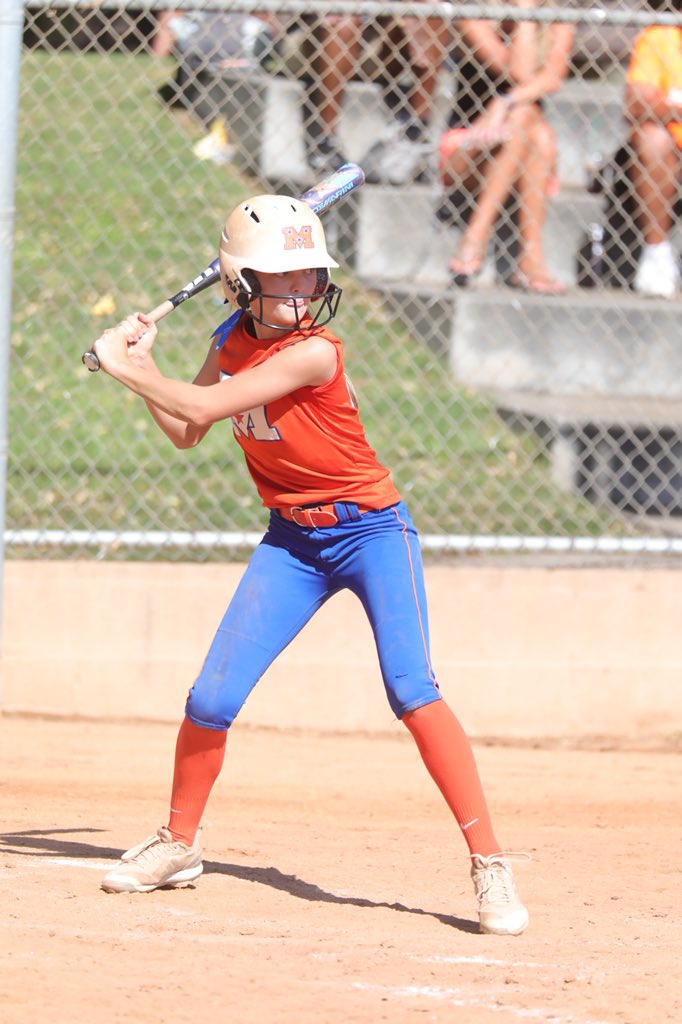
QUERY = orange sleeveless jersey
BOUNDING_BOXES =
[217,317,401,511]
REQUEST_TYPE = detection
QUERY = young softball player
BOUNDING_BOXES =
[90,193,528,935]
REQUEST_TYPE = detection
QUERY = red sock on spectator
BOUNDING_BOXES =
[167,717,227,846]
[402,699,502,857]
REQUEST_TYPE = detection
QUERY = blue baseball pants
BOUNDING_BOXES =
[185,500,441,729]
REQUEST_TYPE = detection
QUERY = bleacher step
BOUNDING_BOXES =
[352,183,603,288]
[373,282,682,518]
[545,78,626,192]
[372,283,682,402]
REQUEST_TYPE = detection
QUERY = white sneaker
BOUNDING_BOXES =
[634,241,680,297]
[101,826,203,893]
[306,137,346,176]
[470,854,529,936]
[363,126,432,185]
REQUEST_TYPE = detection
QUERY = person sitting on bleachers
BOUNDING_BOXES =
[625,12,682,298]
[301,8,454,183]
[439,0,574,293]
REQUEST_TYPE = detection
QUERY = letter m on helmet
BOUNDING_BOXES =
[282,224,315,251]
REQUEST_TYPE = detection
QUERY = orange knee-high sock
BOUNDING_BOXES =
[167,717,227,846]
[402,699,502,858]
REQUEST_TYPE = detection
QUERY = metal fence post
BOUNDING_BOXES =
[0,0,24,669]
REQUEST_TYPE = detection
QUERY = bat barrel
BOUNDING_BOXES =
[166,259,221,310]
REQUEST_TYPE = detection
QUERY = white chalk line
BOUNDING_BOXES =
[42,856,113,871]
[353,980,615,1024]
[0,856,113,873]
[408,952,562,970]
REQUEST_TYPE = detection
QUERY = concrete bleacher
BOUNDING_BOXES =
[183,66,627,273]
[178,67,392,182]
[547,78,626,191]
[351,185,602,287]
[183,68,624,284]
[177,64,682,518]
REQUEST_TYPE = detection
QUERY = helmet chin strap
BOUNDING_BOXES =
[246,285,342,332]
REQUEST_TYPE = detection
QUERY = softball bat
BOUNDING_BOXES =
[81,163,365,372]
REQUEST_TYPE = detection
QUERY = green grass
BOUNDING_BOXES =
[7,49,626,555]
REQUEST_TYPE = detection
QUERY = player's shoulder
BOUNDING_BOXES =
[279,324,343,354]
[308,323,344,348]
[282,329,340,368]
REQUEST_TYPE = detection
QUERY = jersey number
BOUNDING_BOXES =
[232,405,281,442]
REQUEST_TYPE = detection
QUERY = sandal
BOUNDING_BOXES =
[449,239,488,287]
[506,271,566,295]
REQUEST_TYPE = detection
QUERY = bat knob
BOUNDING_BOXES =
[82,350,101,372]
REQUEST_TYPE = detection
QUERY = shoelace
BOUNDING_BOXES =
[121,831,166,863]
[472,851,531,906]
[475,861,516,905]
[121,827,200,863]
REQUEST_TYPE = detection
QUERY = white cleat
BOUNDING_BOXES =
[101,826,203,894]
[471,853,529,936]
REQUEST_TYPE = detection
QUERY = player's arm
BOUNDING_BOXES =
[112,312,221,449]
[140,339,221,449]
[91,319,337,428]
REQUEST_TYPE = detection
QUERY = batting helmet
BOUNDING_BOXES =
[219,194,339,320]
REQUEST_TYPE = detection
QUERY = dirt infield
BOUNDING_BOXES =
[1,715,680,1024]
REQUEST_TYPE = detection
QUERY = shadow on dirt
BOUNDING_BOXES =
[0,829,479,933]
[205,858,480,933]
[0,827,120,860]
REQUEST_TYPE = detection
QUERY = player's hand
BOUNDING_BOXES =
[125,312,157,366]
[92,313,157,373]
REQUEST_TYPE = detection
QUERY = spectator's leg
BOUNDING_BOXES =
[447,104,533,276]
[152,10,177,57]
[514,114,564,291]
[629,122,678,245]
[630,122,682,298]
[405,15,452,130]
[307,14,361,171]
[362,12,452,186]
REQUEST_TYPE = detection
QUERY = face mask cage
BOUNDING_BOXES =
[246,283,342,331]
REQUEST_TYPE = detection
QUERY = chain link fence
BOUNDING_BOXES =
[6,1,682,562]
